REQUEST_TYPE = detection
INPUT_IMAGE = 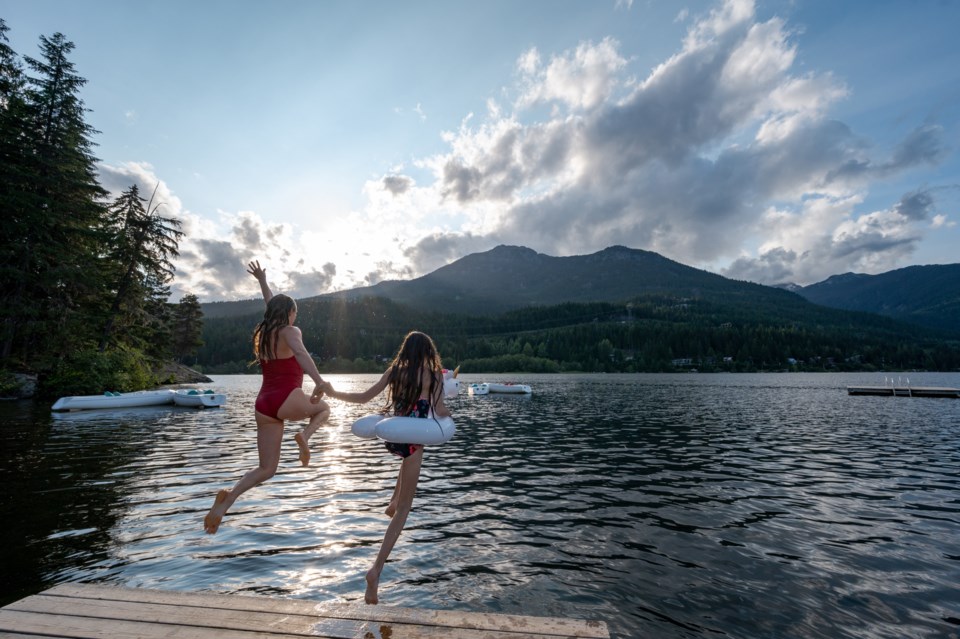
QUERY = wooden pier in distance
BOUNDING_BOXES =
[0,583,610,639]
[847,385,960,398]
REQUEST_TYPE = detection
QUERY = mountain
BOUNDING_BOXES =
[796,264,960,334]
[200,298,266,319]
[323,244,800,315]
[197,245,960,373]
[199,245,959,337]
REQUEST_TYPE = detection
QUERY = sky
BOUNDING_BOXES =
[2,0,958,302]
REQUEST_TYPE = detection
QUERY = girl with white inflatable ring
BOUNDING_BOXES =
[321,330,452,605]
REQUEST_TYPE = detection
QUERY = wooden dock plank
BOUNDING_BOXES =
[5,594,582,639]
[1,584,610,639]
[41,583,608,638]
[0,609,295,639]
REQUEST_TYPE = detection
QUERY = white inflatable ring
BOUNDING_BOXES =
[351,414,383,439]
[350,414,456,445]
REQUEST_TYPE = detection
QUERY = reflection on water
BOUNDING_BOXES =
[2,372,960,638]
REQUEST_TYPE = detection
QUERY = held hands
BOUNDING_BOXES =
[246,260,267,282]
[310,383,325,404]
[318,381,336,399]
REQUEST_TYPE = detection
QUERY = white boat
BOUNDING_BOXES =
[173,389,227,408]
[487,383,532,394]
[51,389,175,412]
[469,382,532,395]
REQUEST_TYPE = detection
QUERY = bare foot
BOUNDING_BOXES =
[203,489,229,534]
[294,432,310,466]
[364,568,381,604]
[384,501,397,518]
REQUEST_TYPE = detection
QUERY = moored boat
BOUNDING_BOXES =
[486,382,532,394]
[173,389,227,408]
[51,389,175,412]
[469,382,532,395]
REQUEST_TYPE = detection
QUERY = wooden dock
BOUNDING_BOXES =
[0,583,610,638]
[847,385,960,398]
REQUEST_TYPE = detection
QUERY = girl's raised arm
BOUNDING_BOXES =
[247,260,273,305]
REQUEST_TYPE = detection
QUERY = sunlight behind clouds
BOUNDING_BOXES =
[80,0,957,299]
[354,0,952,288]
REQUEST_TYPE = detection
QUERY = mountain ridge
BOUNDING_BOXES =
[320,244,802,316]
[795,264,960,333]
[200,245,958,335]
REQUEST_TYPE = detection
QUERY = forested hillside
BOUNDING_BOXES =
[198,291,960,374]
[797,265,960,334]
[198,244,960,374]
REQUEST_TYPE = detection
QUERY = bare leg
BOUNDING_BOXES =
[366,448,423,604]
[384,471,402,517]
[279,394,330,467]
[295,403,330,466]
[204,415,284,534]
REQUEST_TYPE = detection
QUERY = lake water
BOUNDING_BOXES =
[2,372,959,638]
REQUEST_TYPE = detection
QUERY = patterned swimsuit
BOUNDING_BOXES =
[384,398,430,458]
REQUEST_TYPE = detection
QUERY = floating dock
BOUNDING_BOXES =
[0,583,610,638]
[847,385,960,398]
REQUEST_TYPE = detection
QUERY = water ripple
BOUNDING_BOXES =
[2,372,960,638]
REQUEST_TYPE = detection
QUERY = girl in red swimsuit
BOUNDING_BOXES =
[322,330,451,604]
[204,261,330,534]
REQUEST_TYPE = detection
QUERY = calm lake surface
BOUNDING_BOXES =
[2,372,959,638]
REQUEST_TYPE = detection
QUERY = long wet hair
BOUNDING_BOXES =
[252,294,296,361]
[384,330,443,415]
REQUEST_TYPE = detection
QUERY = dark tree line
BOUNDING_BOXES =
[0,21,203,396]
[196,294,960,375]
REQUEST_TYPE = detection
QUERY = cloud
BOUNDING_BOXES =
[516,37,627,111]
[382,175,413,195]
[190,239,252,295]
[363,260,414,286]
[825,123,947,185]
[98,162,184,220]
[99,161,229,300]
[286,263,337,298]
[725,247,798,284]
[894,189,935,221]
[172,218,340,301]
[889,124,948,168]
[931,214,955,229]
[723,189,928,284]
[381,0,952,287]
[144,0,955,300]
[403,231,499,275]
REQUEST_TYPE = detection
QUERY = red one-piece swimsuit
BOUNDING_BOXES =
[255,356,304,419]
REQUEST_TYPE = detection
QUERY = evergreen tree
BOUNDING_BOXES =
[99,184,184,352]
[0,20,32,361]
[172,294,204,364]
[1,31,108,363]
[142,284,174,360]
[0,20,23,102]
